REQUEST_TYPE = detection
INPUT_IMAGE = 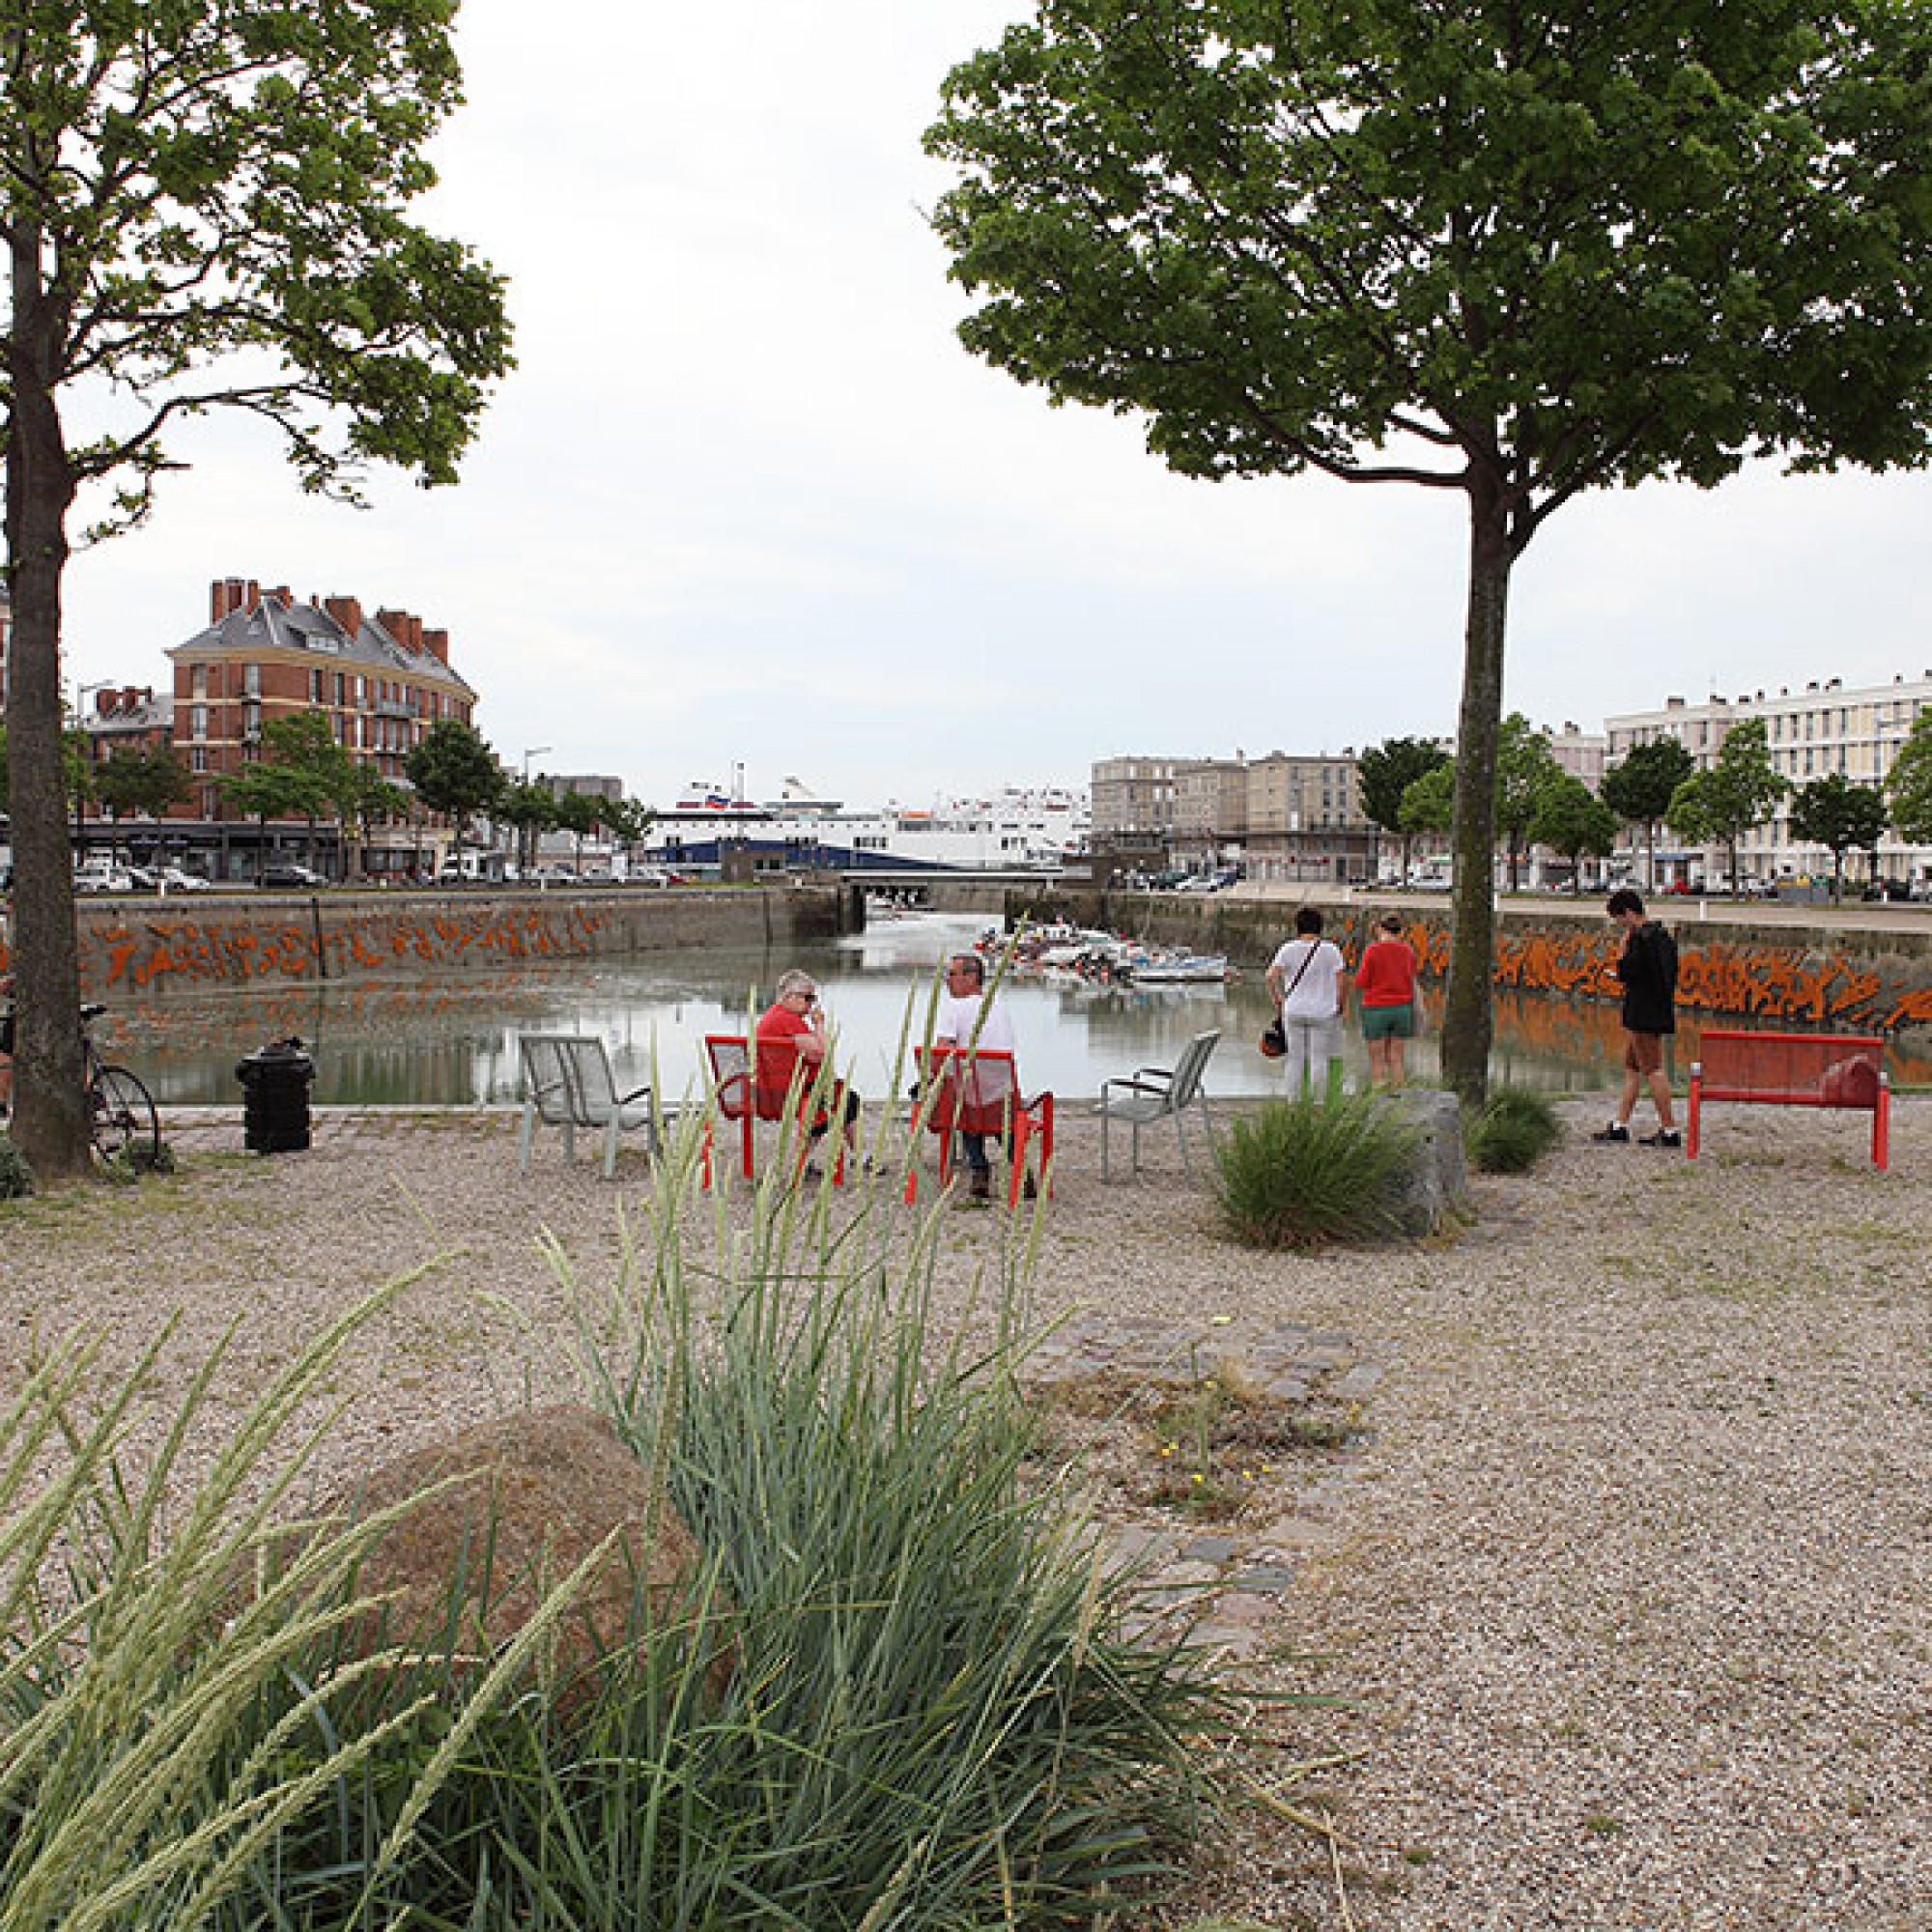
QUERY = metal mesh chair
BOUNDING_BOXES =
[1096,1029,1221,1181]
[517,1034,656,1179]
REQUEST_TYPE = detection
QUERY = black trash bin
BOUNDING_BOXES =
[236,1037,315,1153]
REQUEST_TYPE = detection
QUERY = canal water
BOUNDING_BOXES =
[90,911,1762,1111]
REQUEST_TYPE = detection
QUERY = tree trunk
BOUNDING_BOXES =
[5,221,93,1177]
[1442,473,1514,1109]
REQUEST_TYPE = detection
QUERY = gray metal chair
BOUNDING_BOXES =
[517,1033,657,1179]
[1096,1030,1221,1181]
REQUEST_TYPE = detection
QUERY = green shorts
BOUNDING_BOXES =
[1361,1003,1415,1041]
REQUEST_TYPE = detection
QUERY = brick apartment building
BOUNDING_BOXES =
[69,576,477,879]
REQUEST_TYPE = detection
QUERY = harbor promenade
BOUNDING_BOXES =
[3,1091,1924,1928]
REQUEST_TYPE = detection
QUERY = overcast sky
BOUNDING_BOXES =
[59,0,1932,810]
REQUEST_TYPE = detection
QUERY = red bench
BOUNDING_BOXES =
[1688,1030,1890,1169]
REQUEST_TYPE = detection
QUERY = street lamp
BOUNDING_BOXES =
[517,748,553,877]
[70,679,113,860]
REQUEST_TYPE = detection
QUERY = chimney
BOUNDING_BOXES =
[377,607,426,651]
[421,627,450,665]
[269,584,293,610]
[325,595,363,638]
[244,579,262,613]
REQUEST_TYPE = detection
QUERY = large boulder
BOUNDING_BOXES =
[1386,1088,1473,1236]
[318,1402,732,1705]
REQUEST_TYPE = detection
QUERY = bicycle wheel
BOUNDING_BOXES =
[90,1065,160,1169]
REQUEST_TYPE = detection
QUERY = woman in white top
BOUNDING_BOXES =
[1264,906,1350,1098]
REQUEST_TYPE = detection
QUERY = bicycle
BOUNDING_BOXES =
[80,1003,161,1170]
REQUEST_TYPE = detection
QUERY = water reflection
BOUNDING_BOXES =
[91,912,1896,1108]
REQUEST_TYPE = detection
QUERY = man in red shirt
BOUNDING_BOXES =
[754,969,861,1166]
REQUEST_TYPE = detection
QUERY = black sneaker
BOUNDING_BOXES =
[1638,1129,1683,1149]
[1591,1122,1631,1144]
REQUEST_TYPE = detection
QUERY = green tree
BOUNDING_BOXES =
[1602,738,1696,891]
[603,796,657,870]
[3,2,510,1175]
[339,771,410,881]
[259,713,359,874]
[1667,719,1789,894]
[405,722,503,842]
[1357,736,1448,884]
[554,789,602,872]
[218,760,327,880]
[1531,776,1621,895]
[495,778,559,877]
[1496,716,1565,892]
[1789,773,1889,901]
[1399,763,1456,841]
[928,3,1932,1102]
[1884,710,1932,846]
[89,747,191,824]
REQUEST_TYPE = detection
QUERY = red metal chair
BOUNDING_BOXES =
[700,1032,847,1187]
[907,1045,1053,1208]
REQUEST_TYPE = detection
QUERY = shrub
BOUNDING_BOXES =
[0,1135,31,1201]
[1213,1089,1421,1248]
[1466,1087,1562,1174]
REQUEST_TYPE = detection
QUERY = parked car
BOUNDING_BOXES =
[74,862,136,894]
[257,863,327,889]
[156,865,213,892]
[628,867,672,889]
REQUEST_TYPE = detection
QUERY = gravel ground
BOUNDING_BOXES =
[2,1092,1928,1930]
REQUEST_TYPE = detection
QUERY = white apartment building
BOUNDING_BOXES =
[1605,672,1932,885]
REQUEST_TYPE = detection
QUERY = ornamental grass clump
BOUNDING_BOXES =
[1213,1089,1421,1249]
[1466,1087,1562,1174]
[0,1110,1236,1930]
[528,1116,1230,1927]
[0,1135,31,1201]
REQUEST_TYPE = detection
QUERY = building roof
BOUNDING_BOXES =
[168,581,475,697]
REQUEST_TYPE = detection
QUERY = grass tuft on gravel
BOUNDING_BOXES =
[1212,1091,1421,1249]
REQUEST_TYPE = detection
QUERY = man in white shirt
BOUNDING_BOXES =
[1264,906,1350,1098]
[932,952,1020,1202]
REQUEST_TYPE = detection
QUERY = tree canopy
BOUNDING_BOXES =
[1789,772,1889,899]
[1602,738,1696,889]
[1358,735,1448,878]
[1884,710,1932,846]
[1531,775,1621,892]
[1495,716,1565,891]
[2,0,511,1174]
[405,721,502,835]
[1667,719,1789,890]
[90,746,191,823]
[929,0,1932,1099]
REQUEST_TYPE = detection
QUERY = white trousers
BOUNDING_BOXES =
[1282,1013,1342,1097]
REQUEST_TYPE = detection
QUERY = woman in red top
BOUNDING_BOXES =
[1354,914,1420,1091]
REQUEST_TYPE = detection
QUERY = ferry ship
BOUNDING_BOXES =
[647,777,1089,873]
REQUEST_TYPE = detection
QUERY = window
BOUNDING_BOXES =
[189,705,208,740]
[243,663,261,696]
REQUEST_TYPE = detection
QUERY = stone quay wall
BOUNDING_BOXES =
[40,883,854,998]
[1004,887,1932,1037]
